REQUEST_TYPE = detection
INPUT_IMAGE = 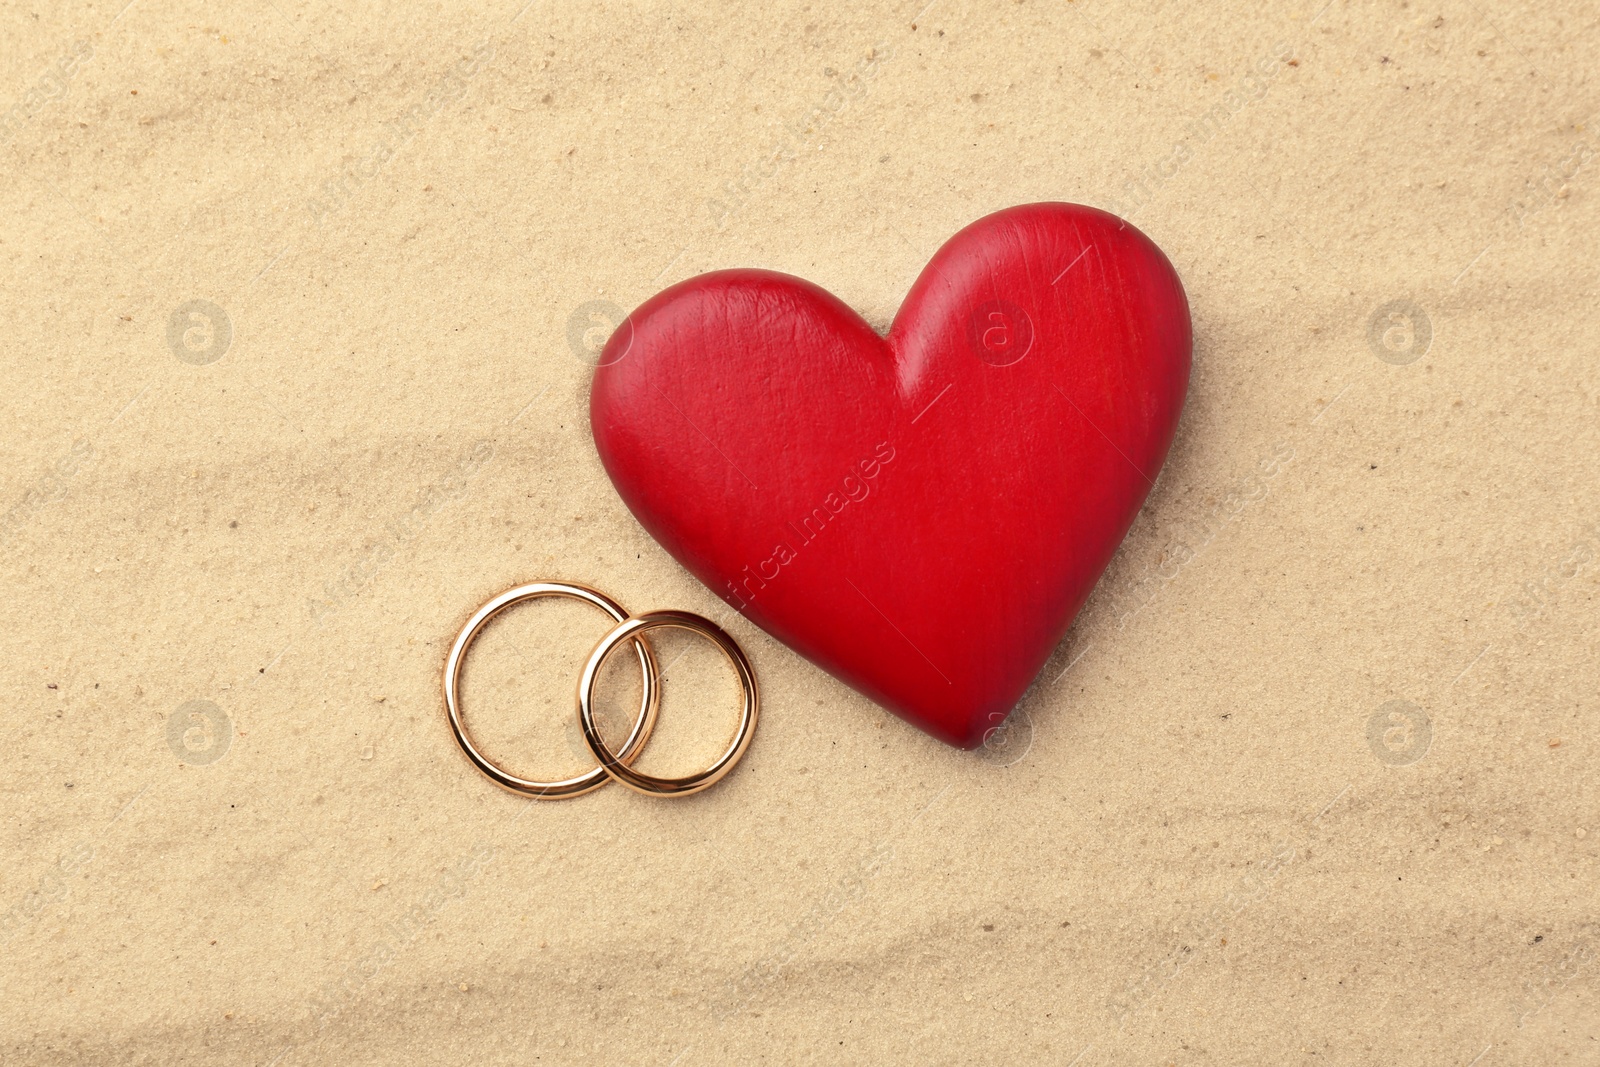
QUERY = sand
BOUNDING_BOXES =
[1,1,1597,1063]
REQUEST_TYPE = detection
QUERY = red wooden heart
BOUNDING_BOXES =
[590,203,1190,748]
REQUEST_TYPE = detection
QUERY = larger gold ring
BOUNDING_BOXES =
[578,610,758,797]
[444,581,658,799]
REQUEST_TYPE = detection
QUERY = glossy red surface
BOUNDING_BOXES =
[590,203,1191,748]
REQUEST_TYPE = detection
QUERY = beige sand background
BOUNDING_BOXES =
[2,0,1597,1063]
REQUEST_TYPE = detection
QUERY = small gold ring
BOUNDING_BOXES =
[444,581,658,799]
[578,610,758,797]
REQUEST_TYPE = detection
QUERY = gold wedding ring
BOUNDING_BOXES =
[444,582,758,800]
[578,610,759,797]
[444,581,658,799]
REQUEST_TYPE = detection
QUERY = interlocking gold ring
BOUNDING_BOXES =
[444,581,658,799]
[578,610,759,797]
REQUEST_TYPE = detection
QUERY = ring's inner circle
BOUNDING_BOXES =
[458,593,644,780]
[591,622,743,779]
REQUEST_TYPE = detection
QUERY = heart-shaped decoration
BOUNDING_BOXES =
[590,203,1190,748]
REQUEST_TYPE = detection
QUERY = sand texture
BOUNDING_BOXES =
[1,1,1597,1063]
